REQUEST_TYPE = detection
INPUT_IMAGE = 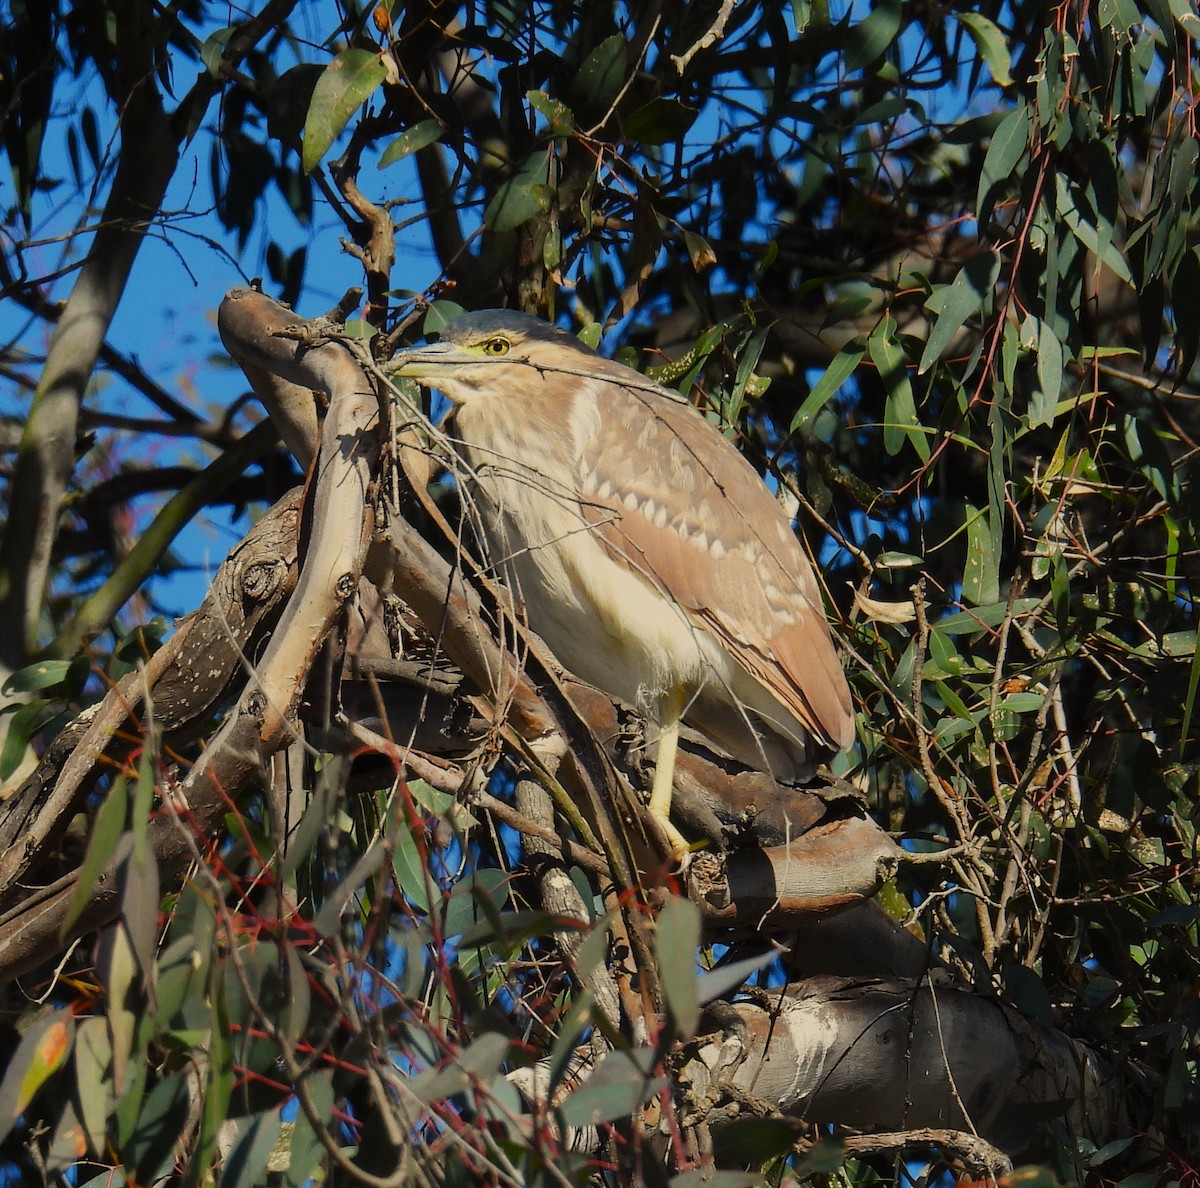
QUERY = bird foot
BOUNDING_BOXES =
[652,813,703,872]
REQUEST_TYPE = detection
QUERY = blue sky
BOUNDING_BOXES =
[0,0,983,629]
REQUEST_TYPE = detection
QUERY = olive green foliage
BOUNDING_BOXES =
[0,0,1198,1183]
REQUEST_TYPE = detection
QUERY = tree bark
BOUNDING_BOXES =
[511,974,1138,1162]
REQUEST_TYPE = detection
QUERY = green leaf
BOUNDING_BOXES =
[527,89,576,135]
[3,659,73,694]
[928,630,965,677]
[670,1171,761,1188]
[129,1073,191,1183]
[64,777,130,930]
[1032,318,1064,428]
[918,251,1001,373]
[279,942,312,1047]
[977,105,1029,225]
[697,951,777,1004]
[1169,0,1200,37]
[845,0,902,70]
[377,119,442,168]
[458,908,560,950]
[0,698,54,781]
[544,221,562,269]
[570,35,629,121]
[484,153,553,232]
[869,321,928,461]
[891,636,919,698]
[1138,274,1165,366]
[1086,141,1120,272]
[423,299,467,336]
[962,503,1000,605]
[1099,0,1142,29]
[727,326,769,422]
[406,776,459,818]
[954,13,1013,87]
[624,98,699,144]
[0,1010,74,1145]
[656,897,700,1037]
[710,1115,805,1168]
[441,867,512,941]
[392,821,440,914]
[1002,692,1047,713]
[1181,624,1200,751]
[852,96,909,125]
[875,551,923,570]
[183,968,232,1187]
[410,1033,509,1104]
[558,1049,663,1127]
[792,343,864,432]
[267,64,325,153]
[933,679,975,722]
[199,27,235,77]
[302,48,388,173]
[44,1096,86,1174]
[1054,171,1132,284]
[221,1109,284,1188]
[283,1071,333,1188]
[934,598,1040,635]
[74,1018,112,1159]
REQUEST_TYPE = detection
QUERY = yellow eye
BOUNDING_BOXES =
[482,336,510,356]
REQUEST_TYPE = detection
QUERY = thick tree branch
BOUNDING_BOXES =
[512,975,1143,1162]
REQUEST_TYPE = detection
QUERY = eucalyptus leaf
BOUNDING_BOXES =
[527,89,576,134]
[697,950,778,1004]
[954,12,1013,87]
[870,321,928,461]
[64,778,129,930]
[557,1049,663,1127]
[569,35,628,120]
[128,1073,190,1183]
[392,822,440,914]
[962,503,1000,606]
[624,98,699,144]
[2,659,73,694]
[918,251,1001,373]
[221,1108,284,1188]
[302,48,387,173]
[792,343,864,432]
[977,105,1029,224]
[378,119,443,168]
[656,897,700,1037]
[1032,318,1065,428]
[0,1010,74,1145]
[410,1032,509,1104]
[485,153,553,232]
[845,0,902,69]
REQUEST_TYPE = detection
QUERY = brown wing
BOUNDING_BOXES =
[575,374,854,752]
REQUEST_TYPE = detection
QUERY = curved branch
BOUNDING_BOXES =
[0,488,303,915]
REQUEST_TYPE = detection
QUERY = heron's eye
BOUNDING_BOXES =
[482,336,510,356]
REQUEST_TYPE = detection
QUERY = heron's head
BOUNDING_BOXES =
[392,309,597,405]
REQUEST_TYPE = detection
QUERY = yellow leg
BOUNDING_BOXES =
[649,688,690,864]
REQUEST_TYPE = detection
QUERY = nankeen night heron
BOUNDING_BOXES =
[394,310,854,860]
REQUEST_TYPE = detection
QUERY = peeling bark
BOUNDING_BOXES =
[513,975,1137,1161]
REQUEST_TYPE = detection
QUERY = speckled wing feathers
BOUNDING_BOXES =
[575,378,854,753]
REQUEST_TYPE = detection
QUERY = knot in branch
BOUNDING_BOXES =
[241,559,284,602]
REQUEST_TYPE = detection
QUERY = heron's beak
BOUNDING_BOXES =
[390,340,471,377]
